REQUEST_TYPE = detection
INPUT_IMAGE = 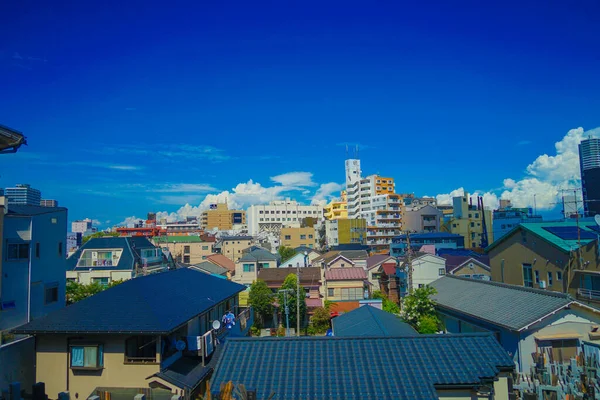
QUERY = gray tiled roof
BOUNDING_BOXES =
[332,305,417,337]
[430,276,574,331]
[211,334,514,399]
[238,248,279,262]
[190,262,228,276]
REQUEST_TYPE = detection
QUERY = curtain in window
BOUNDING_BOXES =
[84,347,98,367]
[71,347,84,367]
[98,345,104,366]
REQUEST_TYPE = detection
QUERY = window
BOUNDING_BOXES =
[35,243,40,258]
[284,235,291,240]
[125,336,157,363]
[523,264,533,288]
[548,272,553,286]
[475,213,479,218]
[183,255,191,263]
[92,277,110,287]
[340,263,345,267]
[259,218,264,221]
[70,345,103,369]
[202,255,207,260]
[308,234,313,239]
[470,222,475,228]
[243,263,255,272]
[438,268,445,276]
[535,270,540,284]
[468,214,472,218]
[300,234,306,240]
[418,284,424,288]
[58,242,63,257]
[202,245,209,250]
[328,288,334,297]
[340,287,363,300]
[7,243,29,261]
[184,245,190,254]
[259,211,263,214]
[45,283,58,304]
[557,271,563,281]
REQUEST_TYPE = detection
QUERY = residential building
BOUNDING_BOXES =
[279,252,311,268]
[66,232,82,254]
[444,192,493,248]
[492,200,542,242]
[14,268,252,400]
[257,267,322,310]
[365,254,396,291]
[246,199,323,236]
[188,261,230,279]
[71,218,94,235]
[214,235,253,262]
[323,191,347,220]
[324,267,368,302]
[200,203,246,231]
[280,226,317,249]
[431,275,600,372]
[325,218,366,247]
[332,305,417,337]
[66,236,170,285]
[152,236,213,264]
[402,204,443,233]
[580,136,600,216]
[233,247,279,285]
[313,250,368,270]
[293,246,322,264]
[5,184,41,206]
[390,232,464,257]
[205,254,236,276]
[210,334,514,399]
[487,221,600,304]
[378,262,405,302]
[441,254,491,280]
[403,253,446,290]
[40,199,58,207]
[156,219,201,236]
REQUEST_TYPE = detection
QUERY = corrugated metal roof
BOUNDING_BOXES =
[324,267,367,281]
[210,334,514,399]
[332,305,417,337]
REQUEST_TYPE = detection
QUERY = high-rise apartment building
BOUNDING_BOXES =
[200,203,246,231]
[579,137,600,216]
[324,191,348,220]
[41,199,58,207]
[446,192,494,248]
[5,183,41,206]
[247,199,323,235]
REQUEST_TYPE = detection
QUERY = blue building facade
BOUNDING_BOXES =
[390,232,464,257]
[492,207,542,243]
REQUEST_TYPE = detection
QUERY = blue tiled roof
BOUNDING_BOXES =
[395,232,463,240]
[332,306,417,337]
[14,268,246,334]
[67,236,158,271]
[7,205,67,216]
[210,334,514,399]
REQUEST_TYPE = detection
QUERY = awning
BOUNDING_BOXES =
[534,332,583,341]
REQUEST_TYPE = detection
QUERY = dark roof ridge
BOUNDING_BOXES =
[225,332,496,342]
[441,275,571,300]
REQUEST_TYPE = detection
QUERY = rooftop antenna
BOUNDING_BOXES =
[356,144,359,159]
[345,144,348,159]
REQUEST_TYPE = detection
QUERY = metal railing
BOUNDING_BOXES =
[577,288,600,301]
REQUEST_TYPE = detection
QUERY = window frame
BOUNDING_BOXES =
[6,243,30,261]
[124,336,158,364]
[44,282,59,305]
[438,268,445,276]
[523,264,533,288]
[70,343,104,370]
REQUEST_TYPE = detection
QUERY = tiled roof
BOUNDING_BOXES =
[419,245,436,254]
[211,334,514,399]
[314,250,368,265]
[430,275,576,331]
[153,236,207,243]
[486,221,598,253]
[206,254,235,272]
[324,267,367,281]
[294,246,321,255]
[153,356,212,390]
[238,248,279,262]
[14,268,245,334]
[7,205,67,216]
[332,305,417,337]
[366,254,394,270]
[258,267,321,286]
[67,237,158,272]
[189,262,228,276]
[382,263,397,276]
[395,232,463,240]
[221,235,253,241]
[437,248,481,257]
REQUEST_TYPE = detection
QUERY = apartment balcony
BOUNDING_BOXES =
[577,288,600,304]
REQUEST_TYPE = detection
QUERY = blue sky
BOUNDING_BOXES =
[1,0,599,226]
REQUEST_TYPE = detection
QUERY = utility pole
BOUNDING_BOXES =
[296,260,301,337]
[575,190,583,270]
[406,231,413,294]
[278,289,290,337]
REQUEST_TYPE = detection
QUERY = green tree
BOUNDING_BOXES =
[317,224,327,250]
[277,246,297,263]
[417,314,439,334]
[248,279,274,327]
[372,290,400,314]
[277,273,307,330]
[400,286,440,331]
[309,306,330,334]
[82,231,119,244]
[66,279,124,305]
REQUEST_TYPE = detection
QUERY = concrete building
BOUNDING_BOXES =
[66,232,82,254]
[40,199,58,207]
[402,253,447,291]
[280,227,317,249]
[1,205,68,333]
[580,136,600,216]
[14,269,251,400]
[66,237,170,285]
[492,200,542,242]
[325,218,366,248]
[71,218,94,235]
[214,235,253,263]
[390,232,464,257]
[152,236,213,264]
[323,191,348,220]
[156,219,202,236]
[446,192,493,248]
[402,204,443,233]
[5,184,41,206]
[247,199,323,236]
[200,203,246,231]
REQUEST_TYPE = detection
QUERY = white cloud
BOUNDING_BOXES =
[117,216,144,226]
[437,126,600,211]
[91,219,101,226]
[270,172,316,187]
[107,165,143,171]
[311,182,344,205]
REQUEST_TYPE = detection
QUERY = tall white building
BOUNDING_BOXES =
[247,199,324,236]
[5,183,41,206]
[71,218,93,235]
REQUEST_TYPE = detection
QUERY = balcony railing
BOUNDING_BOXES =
[577,288,600,302]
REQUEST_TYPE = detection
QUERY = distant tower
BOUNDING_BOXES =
[345,158,362,219]
[579,136,600,217]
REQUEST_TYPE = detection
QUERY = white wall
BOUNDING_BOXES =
[411,254,446,290]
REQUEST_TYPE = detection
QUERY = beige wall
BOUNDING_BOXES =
[280,227,317,249]
[325,280,365,301]
[452,263,490,278]
[66,270,132,285]
[222,239,252,262]
[201,204,246,231]
[233,260,278,285]
[36,334,161,400]
[328,258,354,269]
[157,242,213,264]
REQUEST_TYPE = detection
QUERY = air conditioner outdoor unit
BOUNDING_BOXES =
[539,280,547,289]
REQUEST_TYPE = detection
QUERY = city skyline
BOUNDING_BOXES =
[1,1,599,225]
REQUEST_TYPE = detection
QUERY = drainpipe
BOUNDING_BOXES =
[27,218,33,323]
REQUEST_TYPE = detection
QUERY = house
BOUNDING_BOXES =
[312,250,368,269]
[66,236,170,285]
[293,246,321,264]
[13,268,252,400]
[232,247,279,286]
[214,235,253,263]
[152,236,213,264]
[406,253,447,290]
[365,254,396,291]
[378,262,405,303]
[279,252,311,268]
[443,254,491,280]
[430,275,600,372]
[205,254,235,276]
[188,262,230,278]
[331,305,417,337]
[324,267,368,303]
[210,334,514,399]
[258,267,323,311]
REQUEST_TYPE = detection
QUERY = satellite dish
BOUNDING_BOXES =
[595,214,600,227]
[212,320,221,330]
[176,340,186,351]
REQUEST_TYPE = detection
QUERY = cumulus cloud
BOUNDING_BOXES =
[437,126,600,211]
[311,182,345,205]
[270,172,316,187]
[91,219,101,226]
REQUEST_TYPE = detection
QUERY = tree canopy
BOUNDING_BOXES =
[277,273,307,330]
[277,246,297,263]
[248,279,274,328]
[371,290,400,314]
[82,231,119,244]
[66,279,123,305]
[399,286,441,334]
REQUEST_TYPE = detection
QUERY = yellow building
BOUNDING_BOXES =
[324,191,348,220]
[325,218,366,246]
[445,192,494,249]
[373,175,395,194]
[200,203,246,231]
[152,236,214,264]
[280,227,317,248]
